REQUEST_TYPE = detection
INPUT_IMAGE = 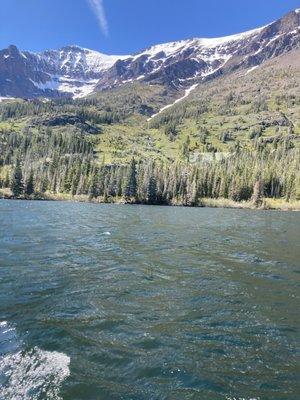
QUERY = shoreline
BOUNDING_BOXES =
[1,189,299,211]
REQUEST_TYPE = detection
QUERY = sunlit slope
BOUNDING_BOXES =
[97,49,300,163]
[0,49,299,165]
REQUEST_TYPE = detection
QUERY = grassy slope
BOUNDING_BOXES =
[147,49,300,155]
[95,50,300,164]
[0,50,299,166]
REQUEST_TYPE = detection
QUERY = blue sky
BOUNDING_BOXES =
[0,0,299,55]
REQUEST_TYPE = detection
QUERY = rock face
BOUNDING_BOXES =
[0,45,128,99]
[29,114,99,134]
[0,9,299,99]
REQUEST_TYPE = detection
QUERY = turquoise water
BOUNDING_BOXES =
[0,200,299,400]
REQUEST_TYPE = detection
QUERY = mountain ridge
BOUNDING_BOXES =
[0,8,299,100]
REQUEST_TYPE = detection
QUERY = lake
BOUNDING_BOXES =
[0,200,299,400]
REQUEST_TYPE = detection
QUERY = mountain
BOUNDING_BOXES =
[97,8,300,90]
[0,9,299,207]
[0,45,128,99]
[0,8,299,100]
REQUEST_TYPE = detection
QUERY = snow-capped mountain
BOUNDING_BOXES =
[0,45,128,99]
[0,8,299,99]
[95,26,266,90]
[97,8,299,90]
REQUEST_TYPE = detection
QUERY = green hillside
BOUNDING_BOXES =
[0,50,299,208]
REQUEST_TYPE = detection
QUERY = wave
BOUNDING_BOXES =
[0,321,70,400]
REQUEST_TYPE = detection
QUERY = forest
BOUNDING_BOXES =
[0,59,299,210]
[0,124,299,208]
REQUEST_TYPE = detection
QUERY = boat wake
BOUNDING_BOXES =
[0,321,70,400]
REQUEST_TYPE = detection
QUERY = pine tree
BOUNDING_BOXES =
[147,176,157,204]
[25,169,35,196]
[88,170,98,200]
[39,176,48,194]
[10,158,24,197]
[4,171,10,188]
[187,179,199,206]
[123,158,137,199]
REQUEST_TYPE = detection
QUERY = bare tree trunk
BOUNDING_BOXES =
[252,179,264,207]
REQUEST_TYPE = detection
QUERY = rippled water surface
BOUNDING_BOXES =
[0,200,299,400]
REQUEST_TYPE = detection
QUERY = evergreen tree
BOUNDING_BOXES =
[10,158,23,197]
[39,176,49,194]
[25,169,35,196]
[147,176,157,204]
[4,171,10,188]
[0,116,299,206]
[123,158,137,199]
[88,170,98,200]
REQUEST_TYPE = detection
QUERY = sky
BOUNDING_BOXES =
[0,0,299,55]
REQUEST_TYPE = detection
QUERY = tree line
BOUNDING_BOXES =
[1,127,299,205]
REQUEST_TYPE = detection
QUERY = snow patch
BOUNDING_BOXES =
[120,78,134,84]
[148,84,198,121]
[245,65,259,75]
[138,24,266,62]
[41,46,129,75]
[0,96,16,102]
[267,34,282,44]
[31,76,99,98]
[26,46,132,98]
[194,25,265,48]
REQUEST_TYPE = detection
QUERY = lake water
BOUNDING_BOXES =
[0,200,299,400]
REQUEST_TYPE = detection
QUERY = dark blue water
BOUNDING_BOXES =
[0,200,299,400]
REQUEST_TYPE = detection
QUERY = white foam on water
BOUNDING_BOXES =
[0,322,70,400]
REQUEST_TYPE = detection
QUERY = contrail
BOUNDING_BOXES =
[87,0,109,37]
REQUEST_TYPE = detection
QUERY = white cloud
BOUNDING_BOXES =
[87,0,109,37]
